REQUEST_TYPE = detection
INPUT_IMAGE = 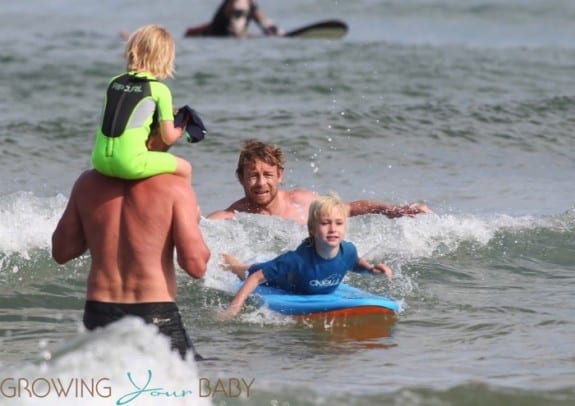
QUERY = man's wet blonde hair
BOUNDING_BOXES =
[124,24,175,80]
[307,193,349,241]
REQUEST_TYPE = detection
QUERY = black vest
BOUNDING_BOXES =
[101,74,156,137]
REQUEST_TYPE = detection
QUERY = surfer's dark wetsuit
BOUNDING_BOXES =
[206,0,277,37]
[83,301,203,361]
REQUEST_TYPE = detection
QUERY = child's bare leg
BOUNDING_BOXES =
[174,158,192,182]
[220,254,249,280]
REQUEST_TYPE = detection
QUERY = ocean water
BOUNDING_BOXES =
[1,0,575,405]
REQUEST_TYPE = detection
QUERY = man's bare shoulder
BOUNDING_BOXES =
[286,188,318,205]
[135,176,198,216]
[74,169,106,184]
[207,198,248,220]
[72,171,192,202]
[72,170,120,194]
[206,209,236,220]
[143,173,191,193]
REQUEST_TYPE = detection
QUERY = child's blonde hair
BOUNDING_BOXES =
[124,24,175,80]
[307,193,350,240]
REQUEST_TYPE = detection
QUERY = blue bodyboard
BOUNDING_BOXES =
[246,283,399,317]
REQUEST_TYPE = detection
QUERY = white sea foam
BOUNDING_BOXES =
[2,318,211,406]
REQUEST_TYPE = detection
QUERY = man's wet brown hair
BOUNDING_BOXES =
[236,139,285,178]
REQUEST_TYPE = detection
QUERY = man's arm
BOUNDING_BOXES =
[173,182,210,279]
[251,1,281,35]
[52,181,87,264]
[207,197,248,220]
[207,208,236,220]
[348,200,432,218]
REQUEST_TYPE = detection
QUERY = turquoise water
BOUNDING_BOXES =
[1,1,575,405]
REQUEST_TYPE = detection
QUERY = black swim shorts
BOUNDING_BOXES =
[83,301,200,360]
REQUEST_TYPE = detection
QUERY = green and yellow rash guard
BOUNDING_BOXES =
[91,71,177,180]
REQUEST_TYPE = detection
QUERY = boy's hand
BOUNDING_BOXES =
[372,263,393,280]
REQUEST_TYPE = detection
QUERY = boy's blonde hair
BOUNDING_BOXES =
[124,24,175,80]
[307,193,350,240]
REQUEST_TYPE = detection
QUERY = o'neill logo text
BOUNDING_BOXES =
[309,274,341,288]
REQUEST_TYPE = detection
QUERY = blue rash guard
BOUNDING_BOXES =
[247,239,361,294]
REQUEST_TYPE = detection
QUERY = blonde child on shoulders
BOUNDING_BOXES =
[92,24,192,182]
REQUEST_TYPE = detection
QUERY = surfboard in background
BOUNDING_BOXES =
[283,20,348,39]
[184,19,348,39]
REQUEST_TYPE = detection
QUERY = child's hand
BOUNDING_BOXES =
[219,253,236,269]
[174,106,190,128]
[372,263,393,280]
[219,254,250,279]
[217,304,241,321]
[216,309,233,321]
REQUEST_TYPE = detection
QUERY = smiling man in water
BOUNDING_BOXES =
[207,139,432,224]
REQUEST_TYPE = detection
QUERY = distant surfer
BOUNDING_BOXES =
[186,0,282,38]
[52,129,211,361]
[219,193,393,319]
[207,139,432,224]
